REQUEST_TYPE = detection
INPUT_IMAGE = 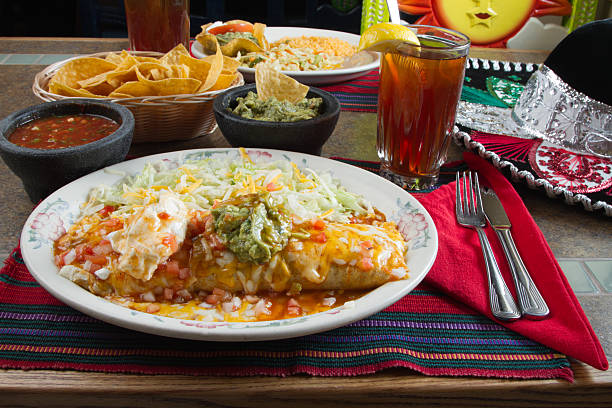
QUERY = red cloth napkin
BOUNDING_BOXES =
[413,152,608,371]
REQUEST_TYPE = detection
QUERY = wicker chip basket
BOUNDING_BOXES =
[33,51,244,144]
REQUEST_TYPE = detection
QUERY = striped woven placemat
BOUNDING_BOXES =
[0,247,570,379]
[321,70,379,113]
[0,160,572,380]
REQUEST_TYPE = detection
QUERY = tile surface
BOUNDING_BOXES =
[586,260,612,292]
[558,260,598,293]
[3,54,42,65]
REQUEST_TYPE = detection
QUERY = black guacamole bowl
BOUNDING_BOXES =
[0,99,134,202]
[213,84,340,155]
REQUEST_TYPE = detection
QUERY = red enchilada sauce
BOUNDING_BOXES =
[9,114,119,150]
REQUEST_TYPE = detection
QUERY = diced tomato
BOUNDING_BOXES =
[312,218,325,230]
[89,263,103,273]
[205,294,220,305]
[92,240,112,256]
[163,288,174,300]
[212,287,227,298]
[358,257,374,271]
[161,234,179,253]
[146,304,161,313]
[158,211,170,220]
[312,232,327,243]
[208,22,253,35]
[75,243,94,262]
[165,260,180,276]
[266,182,281,192]
[85,254,107,265]
[98,205,116,217]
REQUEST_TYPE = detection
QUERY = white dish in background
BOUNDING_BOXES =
[191,26,380,85]
[21,148,437,341]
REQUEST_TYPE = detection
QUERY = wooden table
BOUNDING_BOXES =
[0,38,610,407]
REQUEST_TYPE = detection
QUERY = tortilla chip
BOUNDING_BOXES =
[160,43,190,66]
[253,23,268,50]
[196,32,220,55]
[83,81,115,97]
[197,38,224,92]
[222,56,241,72]
[50,57,116,89]
[105,53,123,65]
[134,69,201,95]
[112,81,156,97]
[151,78,202,95]
[134,56,162,63]
[136,62,170,79]
[106,66,138,89]
[178,54,211,83]
[221,39,263,57]
[209,73,238,91]
[76,71,109,88]
[49,82,103,98]
[107,91,136,99]
[255,63,309,104]
[115,53,139,71]
[49,43,240,99]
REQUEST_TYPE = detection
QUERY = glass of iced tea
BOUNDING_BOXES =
[124,0,190,53]
[377,25,470,189]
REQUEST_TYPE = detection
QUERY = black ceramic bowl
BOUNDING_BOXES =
[0,99,134,202]
[213,84,340,155]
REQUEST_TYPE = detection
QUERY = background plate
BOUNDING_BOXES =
[191,26,379,85]
[20,148,437,341]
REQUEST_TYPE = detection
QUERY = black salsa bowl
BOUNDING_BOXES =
[0,99,134,202]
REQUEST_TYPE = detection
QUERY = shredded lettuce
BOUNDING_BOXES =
[82,153,372,223]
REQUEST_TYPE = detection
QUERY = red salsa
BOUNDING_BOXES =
[8,114,120,150]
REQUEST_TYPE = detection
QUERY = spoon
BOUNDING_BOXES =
[386,0,401,24]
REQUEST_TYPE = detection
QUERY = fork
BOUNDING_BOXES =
[455,172,521,321]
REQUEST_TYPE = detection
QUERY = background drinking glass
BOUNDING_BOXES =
[377,25,470,190]
[124,0,190,53]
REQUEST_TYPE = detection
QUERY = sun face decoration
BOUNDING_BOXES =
[399,0,572,47]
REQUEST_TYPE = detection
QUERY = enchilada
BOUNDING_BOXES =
[53,151,411,321]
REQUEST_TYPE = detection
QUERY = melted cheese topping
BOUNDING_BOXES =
[108,192,188,281]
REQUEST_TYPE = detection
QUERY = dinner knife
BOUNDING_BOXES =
[481,189,550,319]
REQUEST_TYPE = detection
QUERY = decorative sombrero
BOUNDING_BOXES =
[453,18,612,215]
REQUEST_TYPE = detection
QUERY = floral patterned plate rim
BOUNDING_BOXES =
[20,148,438,341]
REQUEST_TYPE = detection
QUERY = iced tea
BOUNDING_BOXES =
[377,26,469,189]
[124,0,190,53]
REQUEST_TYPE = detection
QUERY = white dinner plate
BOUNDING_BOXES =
[191,26,380,85]
[21,148,437,341]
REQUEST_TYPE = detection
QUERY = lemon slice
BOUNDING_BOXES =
[358,22,420,53]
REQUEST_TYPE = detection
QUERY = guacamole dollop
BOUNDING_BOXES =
[216,32,259,47]
[211,193,291,264]
[229,91,323,122]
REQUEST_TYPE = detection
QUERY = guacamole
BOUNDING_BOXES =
[229,91,323,122]
[216,32,259,47]
[211,193,291,264]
